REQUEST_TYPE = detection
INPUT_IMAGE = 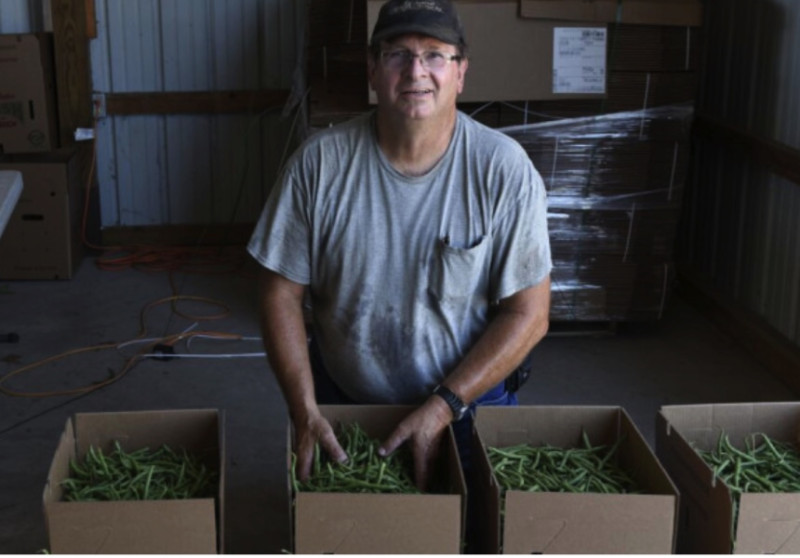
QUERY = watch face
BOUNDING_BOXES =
[434,385,468,422]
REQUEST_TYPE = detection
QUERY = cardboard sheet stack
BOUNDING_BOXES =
[500,104,693,321]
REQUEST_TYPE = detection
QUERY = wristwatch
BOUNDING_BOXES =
[433,384,470,422]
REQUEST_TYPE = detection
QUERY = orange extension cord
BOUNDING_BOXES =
[0,294,242,398]
[1,130,259,399]
[78,123,249,274]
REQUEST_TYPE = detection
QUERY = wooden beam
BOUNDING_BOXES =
[693,114,800,186]
[105,90,291,116]
[50,0,93,147]
[677,266,800,396]
[85,0,97,39]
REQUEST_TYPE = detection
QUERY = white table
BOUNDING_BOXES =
[0,170,23,239]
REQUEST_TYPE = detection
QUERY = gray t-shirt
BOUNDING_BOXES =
[248,111,551,404]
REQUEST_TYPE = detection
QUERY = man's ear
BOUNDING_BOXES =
[456,58,469,94]
[367,54,378,91]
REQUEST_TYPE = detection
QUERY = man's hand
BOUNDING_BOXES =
[378,397,453,491]
[293,412,348,482]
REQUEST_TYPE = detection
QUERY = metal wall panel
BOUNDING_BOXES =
[0,0,41,33]
[680,0,800,345]
[90,0,306,228]
[698,0,800,149]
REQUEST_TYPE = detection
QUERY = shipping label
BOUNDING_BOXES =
[552,27,607,94]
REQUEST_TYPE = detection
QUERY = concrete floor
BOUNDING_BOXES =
[0,252,796,554]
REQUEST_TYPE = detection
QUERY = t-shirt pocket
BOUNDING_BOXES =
[430,235,489,305]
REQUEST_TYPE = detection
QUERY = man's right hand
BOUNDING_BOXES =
[293,412,349,481]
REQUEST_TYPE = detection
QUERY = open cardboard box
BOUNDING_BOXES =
[43,409,224,554]
[290,405,466,554]
[473,405,678,553]
[656,402,800,554]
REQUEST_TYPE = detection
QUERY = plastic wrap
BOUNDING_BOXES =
[500,104,694,322]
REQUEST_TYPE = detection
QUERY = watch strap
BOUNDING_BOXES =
[433,384,469,422]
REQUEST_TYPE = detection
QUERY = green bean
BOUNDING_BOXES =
[61,442,217,502]
[694,431,800,547]
[488,432,641,553]
[487,431,641,496]
[293,422,420,495]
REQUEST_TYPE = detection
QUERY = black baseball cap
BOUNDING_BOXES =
[370,0,466,48]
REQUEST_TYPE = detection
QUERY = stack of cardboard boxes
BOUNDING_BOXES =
[0,33,86,280]
[504,104,693,320]
[305,0,702,322]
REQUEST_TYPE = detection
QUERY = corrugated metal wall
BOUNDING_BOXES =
[91,0,307,227]
[2,0,306,229]
[678,0,800,346]
[0,0,43,32]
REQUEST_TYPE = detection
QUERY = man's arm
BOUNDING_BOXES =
[380,276,551,489]
[440,275,551,403]
[258,268,347,480]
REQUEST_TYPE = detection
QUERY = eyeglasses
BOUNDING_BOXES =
[380,49,462,72]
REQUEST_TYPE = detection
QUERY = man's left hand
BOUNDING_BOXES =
[378,396,453,491]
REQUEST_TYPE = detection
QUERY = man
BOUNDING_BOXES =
[248,0,551,491]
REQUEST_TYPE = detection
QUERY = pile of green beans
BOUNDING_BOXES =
[696,432,800,545]
[62,441,217,501]
[697,432,800,494]
[488,431,640,494]
[292,422,420,494]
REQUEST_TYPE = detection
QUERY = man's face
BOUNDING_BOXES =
[368,34,467,122]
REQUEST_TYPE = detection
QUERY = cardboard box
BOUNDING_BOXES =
[473,405,678,553]
[656,402,800,554]
[0,148,86,279]
[520,0,703,27]
[290,405,466,554]
[0,170,23,238]
[43,409,225,554]
[367,1,607,103]
[0,33,59,153]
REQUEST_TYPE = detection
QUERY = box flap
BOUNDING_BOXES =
[475,405,621,448]
[42,416,75,507]
[318,404,416,439]
[471,425,502,553]
[659,402,800,451]
[503,491,676,553]
[47,500,216,554]
[520,0,703,27]
[295,492,461,554]
[216,409,226,553]
[735,493,800,554]
[73,408,220,457]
